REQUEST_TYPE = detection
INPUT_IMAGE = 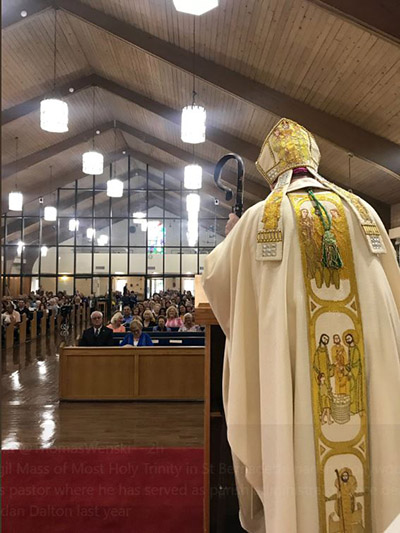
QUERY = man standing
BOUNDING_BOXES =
[79,311,114,347]
[121,305,134,326]
[202,118,400,533]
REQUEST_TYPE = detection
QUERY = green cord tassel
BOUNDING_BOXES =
[307,189,344,270]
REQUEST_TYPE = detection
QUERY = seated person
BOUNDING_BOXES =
[142,309,156,330]
[2,303,21,326]
[120,319,153,347]
[165,305,183,328]
[79,311,114,346]
[107,312,126,333]
[179,304,187,322]
[132,306,141,318]
[122,305,134,325]
[153,316,171,332]
[179,312,201,332]
[17,299,32,321]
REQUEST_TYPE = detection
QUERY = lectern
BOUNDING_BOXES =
[195,276,246,533]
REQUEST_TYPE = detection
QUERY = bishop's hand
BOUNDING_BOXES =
[225,213,240,236]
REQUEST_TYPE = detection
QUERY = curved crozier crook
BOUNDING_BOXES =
[213,153,245,217]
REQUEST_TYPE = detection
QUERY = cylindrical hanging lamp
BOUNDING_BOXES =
[82,151,104,175]
[181,105,206,144]
[40,98,69,133]
[44,206,57,221]
[106,178,123,198]
[9,191,23,211]
[184,164,202,189]
[173,0,218,15]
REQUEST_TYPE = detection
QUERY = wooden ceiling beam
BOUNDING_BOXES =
[2,73,259,163]
[118,122,265,201]
[1,74,97,125]
[308,0,400,46]
[2,0,52,29]
[2,121,115,179]
[53,0,400,178]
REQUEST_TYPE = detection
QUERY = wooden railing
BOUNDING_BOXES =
[59,345,204,401]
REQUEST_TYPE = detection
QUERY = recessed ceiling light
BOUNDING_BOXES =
[20,10,27,17]
[122,150,126,155]
[69,87,75,93]
[95,129,101,135]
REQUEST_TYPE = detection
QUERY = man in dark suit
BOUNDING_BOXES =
[79,311,114,346]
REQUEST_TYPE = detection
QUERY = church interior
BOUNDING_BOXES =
[2,0,400,532]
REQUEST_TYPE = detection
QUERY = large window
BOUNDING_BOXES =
[1,156,228,298]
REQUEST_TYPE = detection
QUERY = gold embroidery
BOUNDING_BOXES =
[362,224,380,236]
[290,191,371,533]
[257,229,282,243]
[256,118,320,185]
[261,191,284,231]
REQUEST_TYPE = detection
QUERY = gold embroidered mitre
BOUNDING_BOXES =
[256,118,321,186]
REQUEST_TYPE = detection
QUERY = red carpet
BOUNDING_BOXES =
[2,447,203,533]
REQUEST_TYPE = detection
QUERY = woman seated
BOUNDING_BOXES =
[107,312,126,333]
[120,319,153,347]
[142,309,156,330]
[2,303,21,326]
[178,312,201,332]
[165,305,183,329]
[152,316,171,332]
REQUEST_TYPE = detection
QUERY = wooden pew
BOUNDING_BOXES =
[30,311,37,340]
[49,310,55,334]
[5,322,14,349]
[19,314,27,344]
[59,346,204,401]
[40,312,47,336]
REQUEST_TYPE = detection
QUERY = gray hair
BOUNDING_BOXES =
[91,311,103,319]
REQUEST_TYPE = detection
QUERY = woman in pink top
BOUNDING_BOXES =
[165,306,183,328]
[107,312,126,333]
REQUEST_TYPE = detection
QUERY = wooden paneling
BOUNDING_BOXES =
[138,351,204,399]
[59,346,205,400]
[2,10,89,108]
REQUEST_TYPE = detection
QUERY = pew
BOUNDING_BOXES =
[49,310,55,334]
[19,314,27,344]
[59,346,204,401]
[40,312,47,336]
[5,321,14,349]
[30,311,37,339]
[56,313,62,330]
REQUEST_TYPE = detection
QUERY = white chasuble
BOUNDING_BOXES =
[202,181,400,533]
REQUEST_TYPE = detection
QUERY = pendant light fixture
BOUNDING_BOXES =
[44,167,57,221]
[186,192,200,246]
[184,163,202,189]
[17,241,25,257]
[44,206,57,221]
[82,87,104,175]
[87,228,96,240]
[40,9,68,133]
[9,137,23,212]
[173,0,218,16]
[97,234,109,246]
[181,16,206,144]
[107,122,123,197]
[69,219,79,231]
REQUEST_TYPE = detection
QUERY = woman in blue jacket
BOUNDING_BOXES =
[120,319,153,347]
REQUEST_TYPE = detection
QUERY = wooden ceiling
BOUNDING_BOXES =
[2,0,400,220]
